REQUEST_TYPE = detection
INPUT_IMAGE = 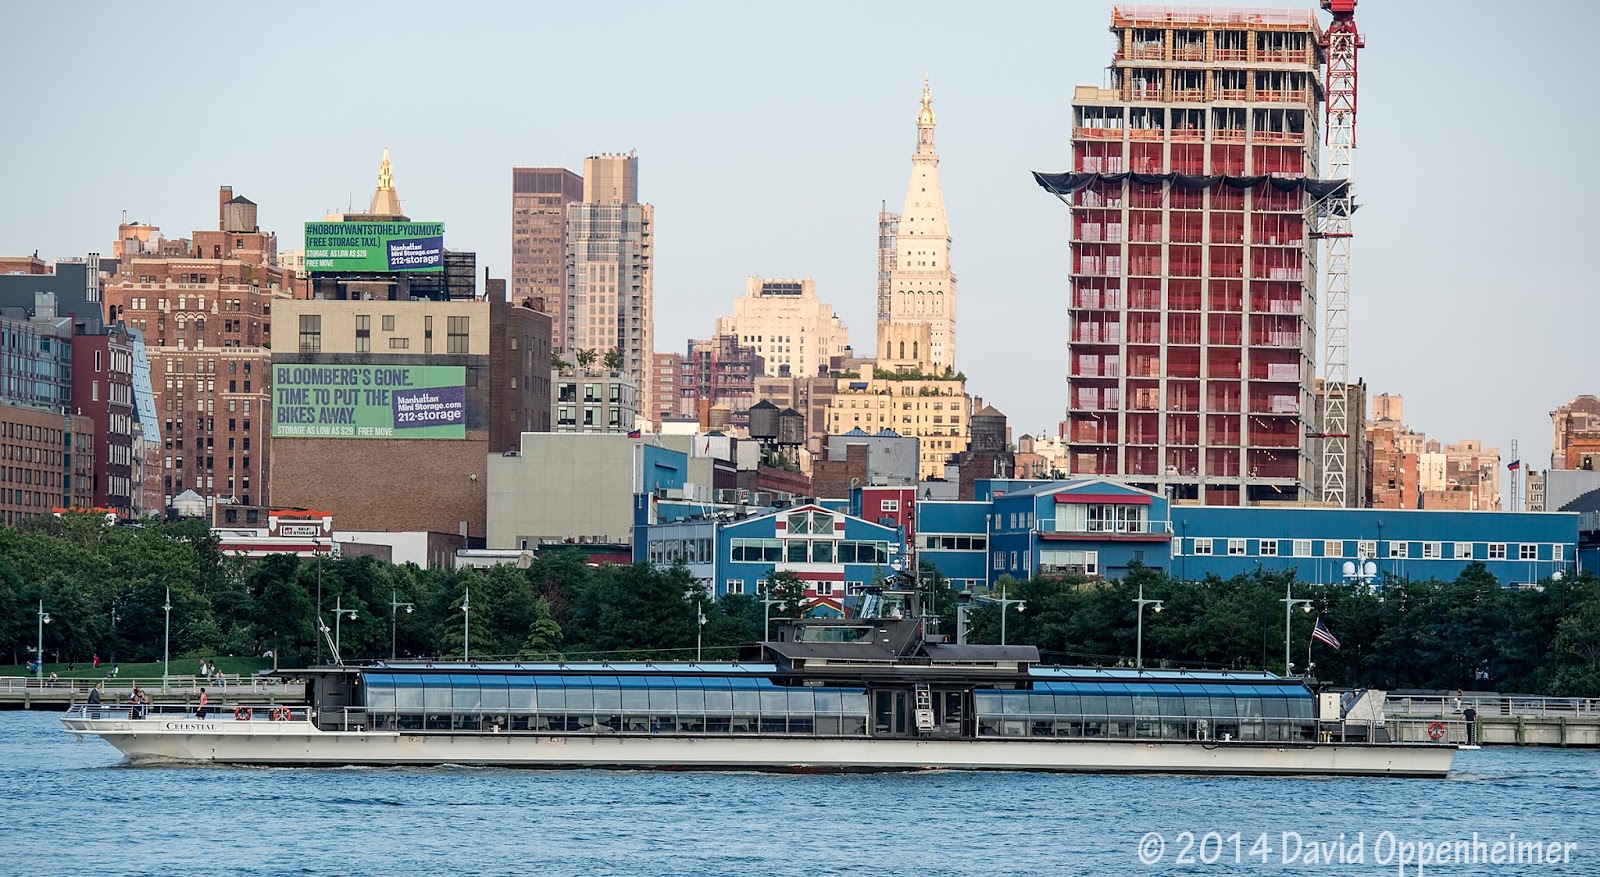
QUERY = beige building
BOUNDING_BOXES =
[883,79,957,373]
[824,363,968,479]
[715,277,850,379]
[566,152,654,415]
[1365,393,1499,510]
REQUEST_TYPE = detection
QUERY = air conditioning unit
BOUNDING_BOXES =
[753,492,773,507]
[715,489,737,503]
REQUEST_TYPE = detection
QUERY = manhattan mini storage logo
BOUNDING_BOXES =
[386,235,443,270]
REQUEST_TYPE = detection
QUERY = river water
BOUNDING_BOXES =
[6,711,1595,876]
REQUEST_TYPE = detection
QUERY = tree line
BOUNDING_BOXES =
[1,513,1596,696]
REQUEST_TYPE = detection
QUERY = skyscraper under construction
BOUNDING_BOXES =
[1040,6,1326,505]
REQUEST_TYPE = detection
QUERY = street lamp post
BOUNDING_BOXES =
[313,539,324,664]
[35,600,51,681]
[162,587,171,692]
[696,600,707,662]
[759,593,784,642]
[461,584,471,662]
[332,596,358,662]
[975,582,1025,646]
[1281,583,1313,676]
[389,588,415,661]
[1132,585,1165,670]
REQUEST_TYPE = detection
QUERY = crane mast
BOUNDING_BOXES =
[1318,0,1363,507]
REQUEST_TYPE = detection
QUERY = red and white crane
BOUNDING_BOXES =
[1318,0,1363,507]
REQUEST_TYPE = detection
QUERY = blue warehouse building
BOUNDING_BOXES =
[906,479,1579,589]
[639,504,901,616]
[1171,506,1578,586]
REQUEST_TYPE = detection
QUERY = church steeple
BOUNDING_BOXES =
[367,147,404,218]
[915,76,938,159]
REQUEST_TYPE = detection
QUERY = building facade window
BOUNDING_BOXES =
[1518,543,1538,560]
[447,316,469,353]
[1192,538,1213,556]
[1422,542,1441,559]
[1454,542,1473,560]
[725,579,745,595]
[1228,538,1246,556]
[1554,544,1565,562]
[298,314,321,352]
[1323,540,1342,557]
[1488,543,1507,560]
[1259,539,1278,557]
[1292,539,1311,557]
[355,314,370,352]
[1390,542,1409,559]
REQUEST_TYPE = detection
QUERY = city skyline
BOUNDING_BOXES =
[2,1,1595,480]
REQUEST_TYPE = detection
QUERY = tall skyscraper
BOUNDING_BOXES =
[880,79,957,373]
[1044,7,1322,505]
[511,166,583,333]
[715,277,850,379]
[565,152,653,422]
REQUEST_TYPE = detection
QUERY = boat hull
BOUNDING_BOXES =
[62,717,1456,777]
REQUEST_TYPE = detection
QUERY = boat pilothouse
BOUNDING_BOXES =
[741,588,1041,740]
[61,588,1460,776]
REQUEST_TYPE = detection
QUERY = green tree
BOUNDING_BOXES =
[519,598,565,659]
[766,570,808,619]
[574,348,598,368]
[603,347,623,371]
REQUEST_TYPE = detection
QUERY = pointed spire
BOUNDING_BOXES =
[914,78,938,160]
[918,75,936,127]
[368,147,404,217]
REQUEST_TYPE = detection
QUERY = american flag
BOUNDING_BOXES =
[1312,617,1341,650]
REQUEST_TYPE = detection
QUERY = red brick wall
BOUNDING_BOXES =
[269,434,488,536]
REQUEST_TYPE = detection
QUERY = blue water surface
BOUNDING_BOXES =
[5,711,1595,876]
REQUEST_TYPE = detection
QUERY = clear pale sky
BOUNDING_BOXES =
[4,1,1596,486]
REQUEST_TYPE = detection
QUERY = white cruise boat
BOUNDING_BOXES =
[62,590,1457,777]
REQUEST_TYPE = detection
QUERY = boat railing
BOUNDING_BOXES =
[63,702,307,723]
[972,712,1462,746]
[1381,695,1600,719]
[2,674,297,695]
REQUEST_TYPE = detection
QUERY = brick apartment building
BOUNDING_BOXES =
[101,186,293,511]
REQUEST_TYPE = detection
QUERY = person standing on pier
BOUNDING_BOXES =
[87,682,102,705]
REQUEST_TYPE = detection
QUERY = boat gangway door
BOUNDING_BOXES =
[871,689,910,737]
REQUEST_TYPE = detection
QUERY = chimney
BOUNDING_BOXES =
[219,186,232,230]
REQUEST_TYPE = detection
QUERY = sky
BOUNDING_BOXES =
[3,1,1597,489]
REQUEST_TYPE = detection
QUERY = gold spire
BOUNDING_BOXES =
[918,75,935,127]
[368,146,404,217]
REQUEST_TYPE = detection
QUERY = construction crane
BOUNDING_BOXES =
[1317,0,1363,508]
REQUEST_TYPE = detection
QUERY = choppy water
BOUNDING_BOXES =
[7,710,1597,876]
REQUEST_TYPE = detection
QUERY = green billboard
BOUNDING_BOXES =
[303,221,445,274]
[272,364,466,439]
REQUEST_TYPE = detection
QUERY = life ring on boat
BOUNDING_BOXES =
[234,706,252,721]
[271,706,292,722]
[1427,721,1445,740]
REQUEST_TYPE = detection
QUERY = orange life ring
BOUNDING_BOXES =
[234,706,252,721]
[271,706,291,722]
[1427,721,1445,741]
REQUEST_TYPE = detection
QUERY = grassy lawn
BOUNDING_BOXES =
[1,656,274,679]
